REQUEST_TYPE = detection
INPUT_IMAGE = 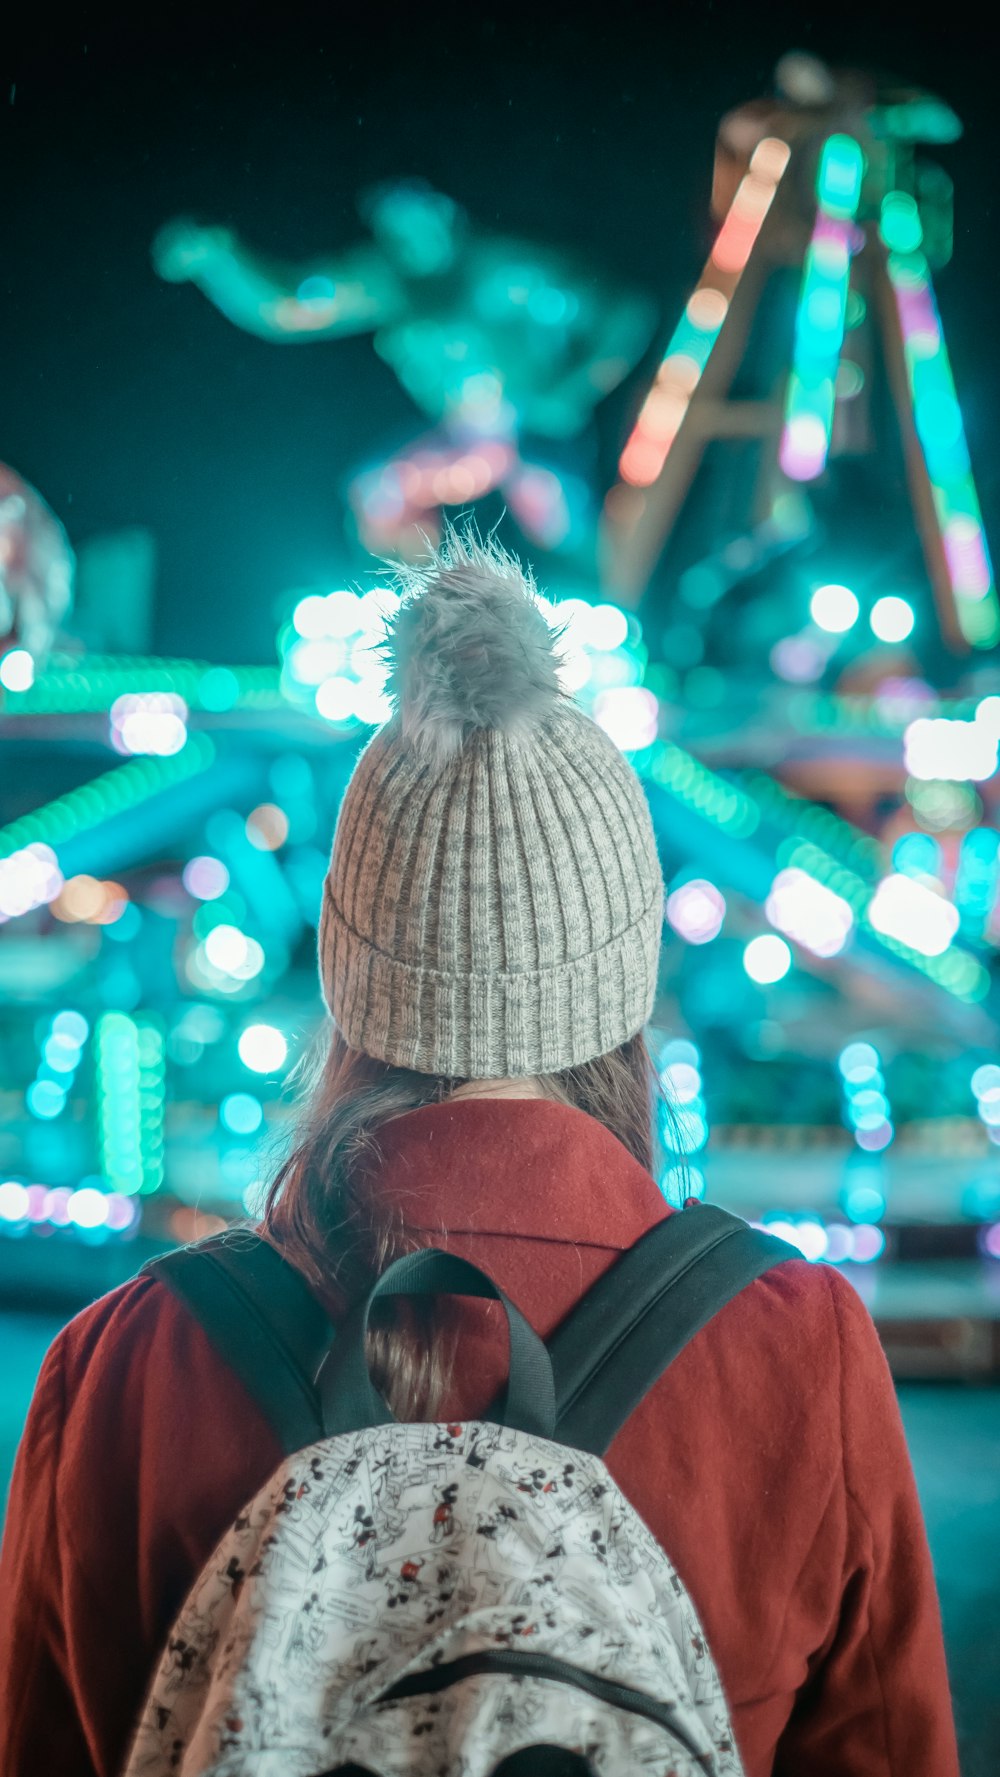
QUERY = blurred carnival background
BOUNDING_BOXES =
[2,7,999,1766]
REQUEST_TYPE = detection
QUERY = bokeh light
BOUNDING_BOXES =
[809,583,859,633]
[870,595,915,642]
[0,649,35,692]
[765,867,854,958]
[665,879,726,944]
[868,873,960,956]
[593,687,659,751]
[245,804,290,851]
[743,934,792,983]
[183,856,230,900]
[220,1093,265,1136]
[238,1023,288,1073]
[110,692,188,757]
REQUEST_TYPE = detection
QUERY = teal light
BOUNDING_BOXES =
[658,302,726,375]
[954,826,1000,935]
[26,1079,66,1120]
[296,276,336,303]
[220,1092,264,1136]
[779,135,863,481]
[881,199,999,648]
[815,133,865,219]
[893,832,941,879]
[843,1183,887,1222]
[881,191,924,255]
[96,1013,165,1196]
[1,658,284,719]
[198,667,241,711]
[0,737,216,862]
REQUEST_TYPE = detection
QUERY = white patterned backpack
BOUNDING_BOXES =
[126,1204,793,1777]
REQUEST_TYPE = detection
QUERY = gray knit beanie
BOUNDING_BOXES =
[319,532,663,1077]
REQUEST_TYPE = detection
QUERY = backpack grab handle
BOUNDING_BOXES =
[315,1246,557,1440]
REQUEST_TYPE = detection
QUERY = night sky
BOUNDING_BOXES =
[6,3,997,665]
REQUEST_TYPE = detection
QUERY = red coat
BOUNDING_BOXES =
[0,1097,958,1776]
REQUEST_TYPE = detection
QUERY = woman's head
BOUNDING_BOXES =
[266,527,666,1410]
[318,527,663,1079]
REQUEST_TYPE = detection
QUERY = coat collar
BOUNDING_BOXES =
[361,1096,669,1251]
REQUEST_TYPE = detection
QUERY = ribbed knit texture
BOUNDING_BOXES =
[319,702,663,1077]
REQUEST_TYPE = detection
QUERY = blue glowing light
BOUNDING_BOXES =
[220,1093,264,1136]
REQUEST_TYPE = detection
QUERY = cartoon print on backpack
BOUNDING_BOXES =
[430,1481,462,1543]
[488,1668,548,1744]
[606,1509,641,1583]
[475,1498,522,1571]
[386,1554,425,1609]
[425,1555,481,1630]
[344,1502,388,1583]
[370,1446,410,1541]
[433,1421,466,1452]
[124,1420,745,1777]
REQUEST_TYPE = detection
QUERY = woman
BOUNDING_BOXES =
[0,533,957,1776]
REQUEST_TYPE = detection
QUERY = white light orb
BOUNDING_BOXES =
[809,583,859,634]
[0,649,35,692]
[870,595,915,643]
[238,1024,288,1074]
[743,934,792,984]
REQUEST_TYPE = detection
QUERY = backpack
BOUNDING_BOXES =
[124,1203,794,1777]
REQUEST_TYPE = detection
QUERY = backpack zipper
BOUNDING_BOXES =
[373,1648,715,1771]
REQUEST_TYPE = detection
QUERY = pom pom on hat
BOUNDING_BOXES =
[382,527,565,766]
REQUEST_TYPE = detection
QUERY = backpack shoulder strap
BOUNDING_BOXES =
[141,1231,333,1456]
[548,1204,796,1455]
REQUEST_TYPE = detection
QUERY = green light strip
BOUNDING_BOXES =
[777,838,871,913]
[95,1012,165,1196]
[641,740,760,838]
[0,734,216,861]
[749,772,882,876]
[858,919,990,1001]
[880,195,999,649]
[1,658,286,717]
[137,1019,166,1194]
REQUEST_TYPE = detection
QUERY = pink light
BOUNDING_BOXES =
[855,1121,894,1153]
[43,1186,72,1226]
[850,1224,886,1261]
[811,215,852,272]
[711,171,781,275]
[666,879,726,944]
[638,389,688,443]
[770,634,827,683]
[779,413,830,481]
[711,216,758,276]
[26,1183,49,1223]
[944,518,992,598]
[894,285,940,349]
[182,856,230,901]
[824,1223,854,1263]
[105,1193,139,1232]
[619,436,669,488]
[980,1222,1000,1260]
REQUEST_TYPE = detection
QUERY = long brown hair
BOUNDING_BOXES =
[263,1026,664,1419]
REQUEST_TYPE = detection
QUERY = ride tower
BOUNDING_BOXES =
[601,54,997,662]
